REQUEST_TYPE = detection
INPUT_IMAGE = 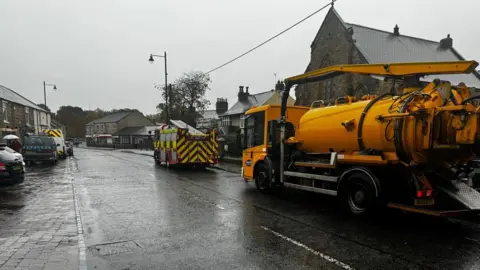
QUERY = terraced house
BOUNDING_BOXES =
[85,110,154,142]
[0,84,51,134]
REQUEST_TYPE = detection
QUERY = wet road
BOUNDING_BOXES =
[1,148,480,269]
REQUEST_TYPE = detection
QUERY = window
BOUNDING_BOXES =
[2,101,8,123]
[25,107,30,124]
[244,112,265,148]
[320,53,333,68]
[354,84,369,99]
[324,80,336,101]
[221,117,231,127]
[240,115,246,128]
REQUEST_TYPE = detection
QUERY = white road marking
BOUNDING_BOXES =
[261,226,354,270]
[150,174,155,178]
[215,205,225,210]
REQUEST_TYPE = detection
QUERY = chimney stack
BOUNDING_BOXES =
[393,24,399,36]
[275,80,285,91]
[238,85,248,102]
[216,98,228,115]
[246,86,249,94]
[439,34,453,49]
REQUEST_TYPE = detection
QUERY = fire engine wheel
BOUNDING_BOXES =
[255,164,271,194]
[342,172,378,215]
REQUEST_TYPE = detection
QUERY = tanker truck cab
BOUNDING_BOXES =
[247,60,480,217]
[241,105,309,187]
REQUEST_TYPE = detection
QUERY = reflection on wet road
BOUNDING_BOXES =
[1,148,480,269]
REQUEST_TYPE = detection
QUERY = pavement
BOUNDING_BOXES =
[1,148,480,269]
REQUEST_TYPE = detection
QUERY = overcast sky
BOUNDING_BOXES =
[0,0,479,115]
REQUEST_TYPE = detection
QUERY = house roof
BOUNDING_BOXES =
[114,126,158,136]
[221,90,277,116]
[114,126,143,136]
[346,23,480,88]
[0,85,48,112]
[87,111,134,125]
[200,110,219,120]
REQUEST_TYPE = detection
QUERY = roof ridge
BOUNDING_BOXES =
[86,110,135,125]
[0,84,47,112]
[346,23,441,44]
[250,89,277,96]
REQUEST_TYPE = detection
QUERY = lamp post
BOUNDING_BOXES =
[43,81,57,110]
[43,81,57,131]
[149,52,169,123]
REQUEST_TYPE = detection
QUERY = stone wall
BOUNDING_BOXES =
[0,100,29,129]
[294,9,397,106]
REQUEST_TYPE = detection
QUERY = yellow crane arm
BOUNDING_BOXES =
[284,60,479,87]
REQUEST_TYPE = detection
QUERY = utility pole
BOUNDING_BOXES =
[149,51,168,123]
[43,81,57,110]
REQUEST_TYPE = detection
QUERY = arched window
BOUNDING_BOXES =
[320,53,333,68]
[324,80,336,100]
[354,84,369,98]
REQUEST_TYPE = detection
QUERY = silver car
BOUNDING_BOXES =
[3,146,25,165]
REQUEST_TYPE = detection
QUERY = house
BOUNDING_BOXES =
[85,110,154,140]
[196,98,228,132]
[219,82,295,133]
[0,84,51,135]
[114,125,159,145]
[295,7,480,106]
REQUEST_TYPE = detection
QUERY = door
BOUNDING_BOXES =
[242,111,266,179]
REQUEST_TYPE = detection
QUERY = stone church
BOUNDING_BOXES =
[295,7,480,106]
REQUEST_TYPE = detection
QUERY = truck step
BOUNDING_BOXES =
[437,180,480,210]
[295,161,335,169]
[284,182,337,196]
[284,171,338,183]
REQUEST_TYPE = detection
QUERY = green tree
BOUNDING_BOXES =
[156,71,211,126]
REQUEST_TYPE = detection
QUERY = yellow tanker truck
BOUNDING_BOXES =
[242,60,480,216]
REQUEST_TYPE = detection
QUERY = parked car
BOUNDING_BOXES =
[22,135,58,165]
[0,144,25,164]
[65,141,74,156]
[0,143,25,184]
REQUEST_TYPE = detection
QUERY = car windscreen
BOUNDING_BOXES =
[24,136,54,146]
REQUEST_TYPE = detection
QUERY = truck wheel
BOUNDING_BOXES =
[255,163,272,194]
[341,171,378,215]
[154,153,160,165]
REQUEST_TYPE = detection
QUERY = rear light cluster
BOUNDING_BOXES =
[416,189,433,198]
[0,162,5,171]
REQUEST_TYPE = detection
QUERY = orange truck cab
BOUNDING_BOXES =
[241,105,309,182]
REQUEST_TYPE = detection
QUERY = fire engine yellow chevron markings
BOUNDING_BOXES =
[188,142,198,157]
[178,136,186,147]
[198,152,206,163]
[178,137,187,153]
[200,142,212,155]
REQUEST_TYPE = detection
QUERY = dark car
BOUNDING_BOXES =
[22,135,58,165]
[0,144,25,184]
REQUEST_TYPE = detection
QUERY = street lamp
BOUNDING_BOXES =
[149,52,169,123]
[43,81,57,110]
[43,81,57,131]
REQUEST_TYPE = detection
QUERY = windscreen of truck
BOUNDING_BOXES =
[24,136,55,146]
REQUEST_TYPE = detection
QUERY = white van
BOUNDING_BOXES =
[52,136,67,159]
